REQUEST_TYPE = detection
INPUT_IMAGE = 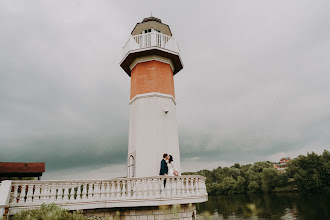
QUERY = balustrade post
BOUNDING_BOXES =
[46,184,52,201]
[140,179,145,198]
[202,179,207,195]
[12,184,19,204]
[193,178,197,195]
[116,181,121,199]
[180,177,185,196]
[136,179,142,197]
[171,176,176,197]
[188,178,193,195]
[153,178,159,197]
[190,178,194,195]
[166,178,171,197]
[171,178,177,196]
[194,178,199,195]
[185,178,190,195]
[184,178,189,195]
[63,183,69,201]
[24,184,32,203]
[92,182,97,199]
[81,183,87,200]
[105,182,111,199]
[58,183,64,200]
[132,179,137,198]
[25,184,34,203]
[176,177,181,196]
[41,184,47,202]
[146,178,152,198]
[126,180,131,198]
[196,178,201,195]
[100,182,106,199]
[149,178,154,198]
[57,183,63,201]
[90,183,95,199]
[74,183,78,200]
[49,183,56,201]
[147,179,152,198]
[72,183,78,201]
[40,184,48,202]
[98,182,103,199]
[120,181,125,198]
[110,181,115,199]
[160,177,165,197]
[33,184,41,202]
[68,183,74,201]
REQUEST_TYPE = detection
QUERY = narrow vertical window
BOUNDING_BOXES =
[128,155,135,178]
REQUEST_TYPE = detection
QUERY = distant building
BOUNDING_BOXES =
[273,157,291,173]
[0,162,45,181]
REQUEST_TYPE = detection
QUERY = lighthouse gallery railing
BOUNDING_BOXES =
[0,175,207,215]
[122,32,180,59]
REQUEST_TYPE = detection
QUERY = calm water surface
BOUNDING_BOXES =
[196,193,329,220]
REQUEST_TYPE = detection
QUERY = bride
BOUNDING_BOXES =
[167,155,179,176]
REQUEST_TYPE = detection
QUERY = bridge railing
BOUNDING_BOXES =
[0,175,207,216]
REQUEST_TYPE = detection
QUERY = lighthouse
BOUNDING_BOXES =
[120,17,183,178]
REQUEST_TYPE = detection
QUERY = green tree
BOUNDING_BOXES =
[287,151,329,192]
[229,167,241,180]
[220,177,236,194]
[250,161,272,173]
[233,176,246,194]
[320,150,330,188]
[232,163,241,169]
[261,168,280,192]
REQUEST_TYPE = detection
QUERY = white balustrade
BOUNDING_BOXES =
[121,31,180,59]
[0,176,207,215]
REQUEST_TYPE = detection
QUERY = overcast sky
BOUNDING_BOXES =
[0,0,329,180]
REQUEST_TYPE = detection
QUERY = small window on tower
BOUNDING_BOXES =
[144,29,152,33]
[128,155,135,178]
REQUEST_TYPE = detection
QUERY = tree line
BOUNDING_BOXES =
[183,150,330,195]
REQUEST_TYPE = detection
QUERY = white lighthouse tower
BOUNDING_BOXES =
[120,17,183,178]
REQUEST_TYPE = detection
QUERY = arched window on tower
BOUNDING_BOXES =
[128,155,135,178]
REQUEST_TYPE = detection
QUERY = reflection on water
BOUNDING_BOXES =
[196,193,330,220]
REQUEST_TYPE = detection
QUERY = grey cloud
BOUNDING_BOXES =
[0,0,329,176]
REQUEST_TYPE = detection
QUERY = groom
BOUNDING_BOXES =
[159,153,169,176]
[159,153,169,187]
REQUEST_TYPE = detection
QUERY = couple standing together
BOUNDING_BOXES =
[159,153,180,176]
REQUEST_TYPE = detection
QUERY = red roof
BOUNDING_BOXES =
[0,162,45,173]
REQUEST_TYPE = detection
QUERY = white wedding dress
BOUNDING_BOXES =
[168,161,176,176]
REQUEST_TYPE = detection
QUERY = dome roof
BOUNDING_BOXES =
[131,17,172,36]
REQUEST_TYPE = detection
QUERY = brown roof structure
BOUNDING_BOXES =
[0,162,45,179]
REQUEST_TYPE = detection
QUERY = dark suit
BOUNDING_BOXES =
[159,158,168,187]
[159,159,168,175]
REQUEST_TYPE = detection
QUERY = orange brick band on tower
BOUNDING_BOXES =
[130,60,175,100]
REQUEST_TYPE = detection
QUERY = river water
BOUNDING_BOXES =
[196,193,329,219]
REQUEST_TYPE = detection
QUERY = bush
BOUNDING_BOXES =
[10,203,94,220]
